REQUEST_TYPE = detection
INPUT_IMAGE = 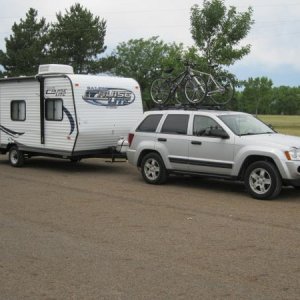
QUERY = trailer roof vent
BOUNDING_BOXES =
[38,64,74,75]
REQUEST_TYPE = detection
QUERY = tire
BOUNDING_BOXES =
[209,76,234,105]
[9,146,25,167]
[70,158,81,163]
[185,75,206,104]
[174,86,187,104]
[244,161,282,200]
[150,78,170,104]
[141,152,167,184]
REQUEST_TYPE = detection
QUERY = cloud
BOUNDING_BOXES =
[0,0,299,85]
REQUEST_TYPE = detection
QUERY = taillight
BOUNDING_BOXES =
[128,133,134,147]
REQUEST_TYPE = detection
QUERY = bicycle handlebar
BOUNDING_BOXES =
[178,58,219,69]
[176,58,198,68]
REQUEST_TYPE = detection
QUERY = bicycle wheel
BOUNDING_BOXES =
[210,76,234,105]
[185,75,206,104]
[150,78,170,104]
[174,86,187,104]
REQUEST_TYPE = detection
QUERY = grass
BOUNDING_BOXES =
[258,115,300,137]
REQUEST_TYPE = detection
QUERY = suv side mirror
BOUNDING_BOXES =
[209,128,230,139]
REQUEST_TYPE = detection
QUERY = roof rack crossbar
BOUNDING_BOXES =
[150,103,227,111]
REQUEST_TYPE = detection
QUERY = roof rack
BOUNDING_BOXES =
[150,103,227,111]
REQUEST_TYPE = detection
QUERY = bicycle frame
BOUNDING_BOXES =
[166,71,188,95]
[165,65,202,98]
[192,70,225,96]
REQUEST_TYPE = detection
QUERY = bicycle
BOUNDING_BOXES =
[150,61,207,105]
[195,64,235,105]
[150,62,234,105]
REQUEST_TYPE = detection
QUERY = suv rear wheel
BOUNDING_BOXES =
[141,153,167,184]
[244,161,282,200]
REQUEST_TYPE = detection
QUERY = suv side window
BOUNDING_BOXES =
[193,115,223,137]
[161,114,189,135]
[136,114,162,132]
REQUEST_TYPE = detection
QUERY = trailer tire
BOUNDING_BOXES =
[70,158,81,163]
[9,146,25,167]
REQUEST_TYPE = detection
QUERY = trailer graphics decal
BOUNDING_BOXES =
[0,125,24,138]
[82,87,135,106]
[62,106,75,135]
[46,87,67,97]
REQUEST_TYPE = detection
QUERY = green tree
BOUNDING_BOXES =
[89,55,118,74]
[49,3,106,73]
[0,8,49,77]
[190,0,253,67]
[271,86,300,115]
[111,37,186,108]
[240,77,273,114]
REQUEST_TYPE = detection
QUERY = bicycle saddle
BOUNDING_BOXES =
[163,67,174,74]
[209,64,218,68]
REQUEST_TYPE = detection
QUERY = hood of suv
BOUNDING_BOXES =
[238,133,300,149]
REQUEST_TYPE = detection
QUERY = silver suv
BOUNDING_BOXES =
[127,109,300,200]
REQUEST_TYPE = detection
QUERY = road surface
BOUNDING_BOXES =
[0,156,299,299]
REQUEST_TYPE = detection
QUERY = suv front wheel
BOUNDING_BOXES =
[141,152,167,184]
[244,161,282,200]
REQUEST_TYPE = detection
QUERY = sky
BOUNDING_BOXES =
[0,0,299,87]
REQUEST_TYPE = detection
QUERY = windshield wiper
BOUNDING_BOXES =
[239,132,257,136]
[240,131,274,136]
[258,132,275,134]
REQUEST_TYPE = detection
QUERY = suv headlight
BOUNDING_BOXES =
[285,148,300,161]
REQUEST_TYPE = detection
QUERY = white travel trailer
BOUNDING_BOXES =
[0,64,143,167]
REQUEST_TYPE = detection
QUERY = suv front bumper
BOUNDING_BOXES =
[284,179,300,187]
[284,161,300,186]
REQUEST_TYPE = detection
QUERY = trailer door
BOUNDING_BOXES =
[43,77,76,154]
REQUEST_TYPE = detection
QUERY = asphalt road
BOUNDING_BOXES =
[0,156,299,300]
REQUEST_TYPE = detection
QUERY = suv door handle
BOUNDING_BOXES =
[158,138,167,142]
[191,141,202,145]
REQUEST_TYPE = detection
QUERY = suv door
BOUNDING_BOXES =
[188,115,234,176]
[156,114,190,171]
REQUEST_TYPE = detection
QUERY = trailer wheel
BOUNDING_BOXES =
[9,146,25,167]
[70,158,81,163]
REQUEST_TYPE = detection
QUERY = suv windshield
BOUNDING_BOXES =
[219,114,275,136]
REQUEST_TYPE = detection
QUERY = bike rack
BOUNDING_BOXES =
[151,103,227,111]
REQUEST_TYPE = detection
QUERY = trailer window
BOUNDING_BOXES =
[45,99,63,121]
[11,100,26,121]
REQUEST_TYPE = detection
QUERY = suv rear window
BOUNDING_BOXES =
[136,114,162,132]
[161,114,189,135]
